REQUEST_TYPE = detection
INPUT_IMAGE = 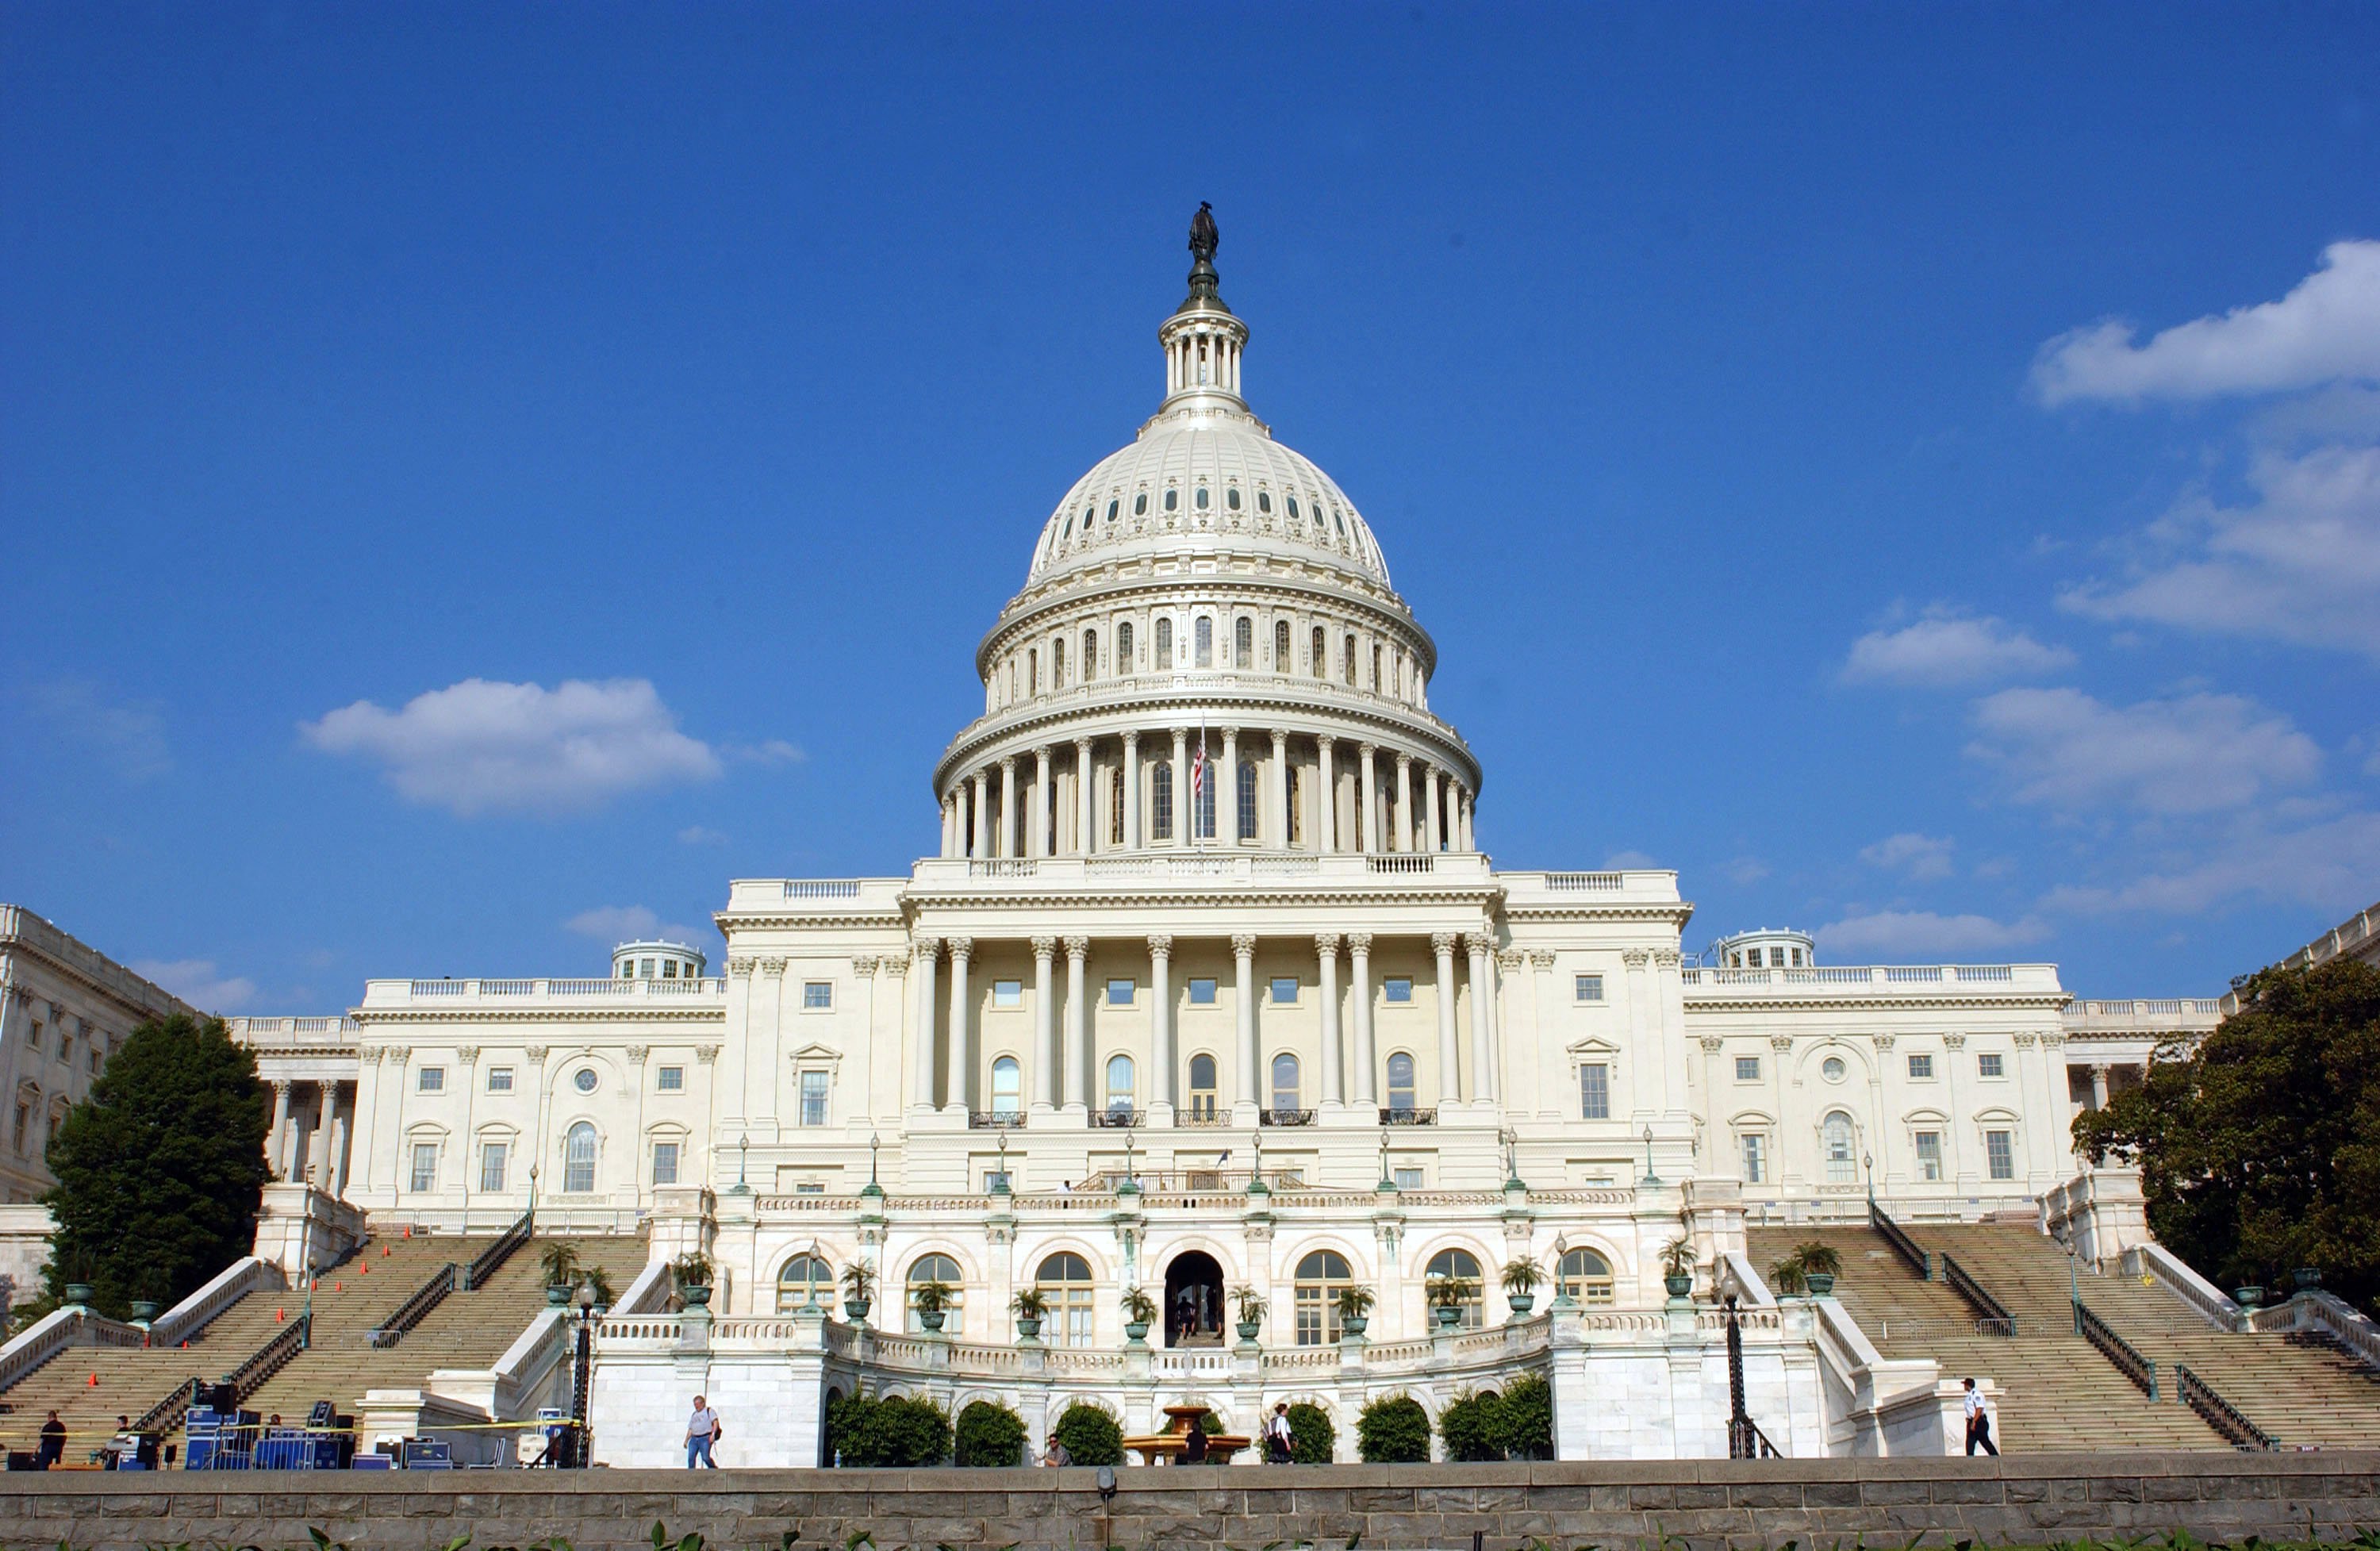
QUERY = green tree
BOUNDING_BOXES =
[1284,1400,1335,1464]
[1491,1372,1554,1460]
[827,1393,952,1466]
[40,1015,270,1319]
[2075,958,2380,1314]
[1438,1390,1502,1461]
[1356,1394,1431,1463]
[953,1399,1027,1467]
[1051,1400,1123,1466]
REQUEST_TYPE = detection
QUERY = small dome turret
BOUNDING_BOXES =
[1709,928,1816,970]
[612,939,708,981]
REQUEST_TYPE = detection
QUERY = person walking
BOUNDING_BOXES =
[36,1411,66,1468]
[1043,1432,1072,1466]
[1962,1378,1997,1456]
[1265,1403,1293,1464]
[685,1395,721,1468]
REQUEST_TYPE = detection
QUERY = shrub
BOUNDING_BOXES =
[1052,1400,1123,1466]
[1284,1401,1335,1464]
[827,1393,951,1466]
[1438,1391,1501,1462]
[1357,1394,1431,1463]
[1492,1372,1554,1461]
[953,1399,1027,1467]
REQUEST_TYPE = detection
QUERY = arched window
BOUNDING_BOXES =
[1274,619,1290,668]
[1343,635,1357,686]
[1370,644,1381,691]
[1155,617,1172,666]
[1192,758,1215,839]
[1226,485,1240,510]
[1104,1054,1136,1119]
[1426,1248,1486,1329]
[1108,763,1124,844]
[1234,616,1252,669]
[1187,1054,1218,1121]
[1118,620,1134,670]
[1083,629,1097,681]
[1288,495,1302,521]
[776,1253,833,1312]
[1107,498,1119,524]
[1386,1052,1417,1115]
[1237,760,1258,840]
[990,1056,1021,1118]
[1293,1250,1353,1346]
[908,1253,965,1334]
[1036,1252,1095,1346]
[1257,490,1271,514]
[1270,1053,1301,1114]
[1152,761,1174,841]
[1164,487,1178,512]
[1194,616,1212,668]
[1195,484,1210,510]
[1027,647,1038,693]
[1557,1247,1615,1306]
[1133,493,1146,516]
[562,1122,597,1194]
[1311,625,1326,678]
[1052,636,1066,688]
[1822,1111,1856,1185]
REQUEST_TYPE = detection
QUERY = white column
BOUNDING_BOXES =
[1232,933,1259,1118]
[1033,747,1052,858]
[970,772,989,857]
[1460,788,1475,851]
[944,939,974,1113]
[940,796,955,858]
[1486,951,1512,1107]
[1317,934,1343,1108]
[2090,1063,2110,1109]
[910,938,939,1108]
[1123,731,1142,850]
[1357,743,1380,853]
[1063,937,1090,1111]
[1348,933,1376,1107]
[1148,935,1174,1114]
[330,1097,352,1196]
[1032,937,1058,1111]
[998,758,1018,859]
[269,1081,294,1181]
[1432,932,1463,1104]
[1393,753,1413,853]
[1074,738,1095,855]
[310,1081,337,1189]
[1424,766,1443,853]
[1465,934,1495,1111]
[1269,729,1289,848]
[1220,728,1239,844]
[1317,738,1338,853]
[1170,727,1188,843]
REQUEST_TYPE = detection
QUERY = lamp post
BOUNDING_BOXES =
[1864,1150,1875,1207]
[569,1281,596,1468]
[867,1132,881,1190]
[993,1130,1011,1196]
[1641,1124,1660,1187]
[1379,1129,1393,1191]
[733,1132,750,1194]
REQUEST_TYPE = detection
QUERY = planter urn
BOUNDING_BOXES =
[681,1284,712,1307]
[1123,1319,1150,1343]
[2294,1267,2322,1292]
[1664,1273,1694,1299]
[1236,1318,1262,1342]
[1506,1292,1536,1316]
[1340,1314,1368,1337]
[129,1300,161,1324]
[844,1296,871,1323]
[1433,1303,1463,1329]
[2234,1285,2264,1308]
[1016,1315,1042,1339]
[63,1283,94,1308]
[918,1309,946,1332]
[1803,1273,1836,1297]
[546,1283,572,1306]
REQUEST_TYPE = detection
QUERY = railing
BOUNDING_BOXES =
[1259,1108,1316,1127]
[153,1256,282,1347]
[1366,854,1435,874]
[1175,1108,1228,1126]
[132,1377,203,1437]
[1088,1108,1144,1128]
[969,1110,1027,1129]
[1379,1106,1437,1125]
[381,977,727,1001]
[2074,1298,2158,1399]
[784,880,863,899]
[1681,962,2062,991]
[0,1307,144,1394]
[1940,1253,2014,1336]
[1728,1415,1783,1458]
[2175,1363,2277,1450]
[369,1262,457,1348]
[221,1309,313,1405]
[2249,1288,2380,1372]
[1869,1201,1933,1282]
[462,1208,533,1292]
[1545,872,1625,891]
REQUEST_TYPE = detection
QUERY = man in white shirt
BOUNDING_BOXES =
[1265,1403,1295,1463]
[1962,1378,1997,1456]
[686,1395,720,1468]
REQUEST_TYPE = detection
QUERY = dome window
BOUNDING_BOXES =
[1062,514,1073,538]
[1164,488,1178,513]
[1287,495,1301,520]
[1195,486,1210,511]
[1134,493,1147,516]
[1107,499,1119,522]
[1225,486,1240,511]
[1333,509,1346,535]
[1257,491,1271,514]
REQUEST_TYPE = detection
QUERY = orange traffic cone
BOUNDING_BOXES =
[335,1281,343,1292]
[88,1373,98,1387]
[275,1307,285,1323]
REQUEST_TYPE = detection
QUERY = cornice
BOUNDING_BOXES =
[1500,904,1699,928]
[901,883,1507,913]
[352,1008,729,1027]
[983,566,1436,676]
[1680,993,2072,1015]
[711,912,910,933]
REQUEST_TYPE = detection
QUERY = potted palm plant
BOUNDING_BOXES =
[841,1261,876,1323]
[1335,1283,1375,1337]
[1119,1285,1158,1343]
[1795,1242,1843,1297]
[539,1242,582,1307]
[1012,1287,1050,1339]
[1427,1275,1476,1329]
[1660,1236,1697,1300]
[670,1252,714,1307]
[1231,1284,1266,1342]
[1501,1257,1544,1316]
[912,1278,955,1333]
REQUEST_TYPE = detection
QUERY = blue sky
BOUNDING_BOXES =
[4,4,2377,1010]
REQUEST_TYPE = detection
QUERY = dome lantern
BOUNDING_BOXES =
[1158,201,1248,411]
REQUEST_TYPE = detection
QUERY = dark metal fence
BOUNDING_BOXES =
[2074,1297,2159,1399]
[2176,1363,2278,1450]
[1869,1200,1933,1281]
[462,1207,533,1292]
[1940,1253,2016,1336]
[368,1263,456,1348]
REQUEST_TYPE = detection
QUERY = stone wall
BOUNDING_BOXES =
[5,1453,2378,1550]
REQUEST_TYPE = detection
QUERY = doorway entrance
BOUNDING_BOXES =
[1163,1250,1226,1347]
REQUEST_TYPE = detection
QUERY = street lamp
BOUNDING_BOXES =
[993,1130,1012,1196]
[1863,1150,1875,1207]
[1641,1124,1661,1187]
[1378,1129,1394,1192]
[733,1132,750,1194]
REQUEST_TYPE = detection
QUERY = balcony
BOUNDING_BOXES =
[1259,1108,1316,1127]
[908,850,1497,890]
[969,1111,1027,1130]
[1090,1107,1145,1129]
[1378,1106,1436,1126]
[359,977,728,1008]
[1678,962,2066,997]
[1175,1107,1230,1127]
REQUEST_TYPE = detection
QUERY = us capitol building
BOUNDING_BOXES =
[209,212,2221,1464]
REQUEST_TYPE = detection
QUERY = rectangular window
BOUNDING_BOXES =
[1735,1056,1761,1082]
[1269,977,1299,1004]
[409,1143,438,1193]
[26,1022,41,1052]
[992,979,1023,1008]
[417,1066,445,1093]
[1384,977,1413,1004]
[486,1065,513,1092]
[1579,1062,1610,1119]
[1986,1130,2014,1181]
[1740,1134,1765,1184]
[1574,973,1603,1002]
[661,960,677,979]
[639,958,654,978]
[1978,1052,2006,1078]
[794,1182,825,1195]
[1188,977,1217,1005]
[1915,1131,1942,1181]
[1106,978,1134,1007]
[652,1142,680,1186]
[800,1071,830,1127]
[802,981,832,1010]
[1393,1166,1424,1191]
[657,1065,684,1092]
[1908,1053,1935,1080]
[478,1142,508,1192]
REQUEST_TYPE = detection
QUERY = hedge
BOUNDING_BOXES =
[825,1392,951,1466]
[954,1399,1028,1467]
[1052,1400,1124,1466]
[1285,1400,1335,1464]
[1356,1394,1431,1463]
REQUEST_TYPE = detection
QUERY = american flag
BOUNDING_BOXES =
[1191,727,1207,830]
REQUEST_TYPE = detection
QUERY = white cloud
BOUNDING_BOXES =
[1859,831,1956,880]
[1814,911,2048,958]
[566,905,660,940]
[2031,240,2380,405]
[2040,809,2380,917]
[1603,849,1659,869]
[131,958,258,1012]
[301,678,722,816]
[677,825,727,846]
[26,678,171,781]
[1841,609,2075,687]
[2057,441,2380,658]
[1965,686,2320,815]
[1722,855,1771,885]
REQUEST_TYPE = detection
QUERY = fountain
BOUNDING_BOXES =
[1119,1403,1250,1465]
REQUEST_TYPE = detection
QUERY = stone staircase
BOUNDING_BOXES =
[1748,1224,2226,1451]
